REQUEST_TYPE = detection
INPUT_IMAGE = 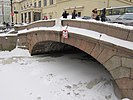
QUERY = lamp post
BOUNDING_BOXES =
[1,0,5,24]
[14,11,18,24]
[10,0,14,26]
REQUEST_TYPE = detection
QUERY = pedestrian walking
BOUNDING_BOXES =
[62,10,69,18]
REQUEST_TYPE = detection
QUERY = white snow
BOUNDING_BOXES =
[0,47,123,100]
[122,98,130,100]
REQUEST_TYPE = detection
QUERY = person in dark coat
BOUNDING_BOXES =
[62,10,69,18]
[101,8,106,22]
[72,10,77,19]
[6,23,10,29]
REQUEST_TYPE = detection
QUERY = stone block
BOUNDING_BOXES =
[0,36,17,51]
[89,22,101,32]
[91,44,104,59]
[79,40,87,51]
[121,89,133,100]
[97,47,116,64]
[48,31,56,41]
[75,38,82,48]
[127,30,133,42]
[110,67,131,80]
[103,56,122,71]
[116,77,133,89]
[88,22,107,34]
[62,20,68,26]
[122,57,133,69]
[107,26,129,40]
[131,68,133,79]
[84,41,95,54]
[80,21,90,30]
[64,36,76,47]
[68,20,81,28]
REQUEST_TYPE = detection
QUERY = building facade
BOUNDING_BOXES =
[0,0,11,24]
[12,0,133,24]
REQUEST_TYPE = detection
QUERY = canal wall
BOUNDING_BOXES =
[0,35,17,51]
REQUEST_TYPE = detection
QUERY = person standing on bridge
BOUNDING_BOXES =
[72,10,77,19]
[91,8,98,20]
[62,10,69,18]
[100,8,106,22]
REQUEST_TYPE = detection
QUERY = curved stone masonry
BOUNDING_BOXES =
[17,19,133,99]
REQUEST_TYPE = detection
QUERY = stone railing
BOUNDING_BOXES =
[14,20,55,32]
[62,20,133,42]
[15,19,133,42]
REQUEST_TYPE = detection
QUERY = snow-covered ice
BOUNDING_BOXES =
[0,48,122,100]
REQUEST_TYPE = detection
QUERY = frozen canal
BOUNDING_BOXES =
[0,48,121,100]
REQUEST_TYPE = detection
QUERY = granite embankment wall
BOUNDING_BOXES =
[0,35,17,51]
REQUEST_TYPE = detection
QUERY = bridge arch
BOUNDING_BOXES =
[17,20,133,99]
[31,41,83,55]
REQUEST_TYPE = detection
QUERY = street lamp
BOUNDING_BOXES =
[14,11,18,24]
[1,0,5,24]
[10,0,14,26]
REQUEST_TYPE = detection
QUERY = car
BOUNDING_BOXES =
[111,13,133,26]
[82,16,91,20]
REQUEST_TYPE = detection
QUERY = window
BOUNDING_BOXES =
[21,13,23,23]
[21,6,23,10]
[24,13,27,23]
[98,6,133,16]
[126,7,133,13]
[34,2,36,8]
[44,0,47,6]
[50,0,53,5]
[14,6,16,10]
[38,1,41,7]
[49,15,52,19]
[30,3,32,7]
[112,8,125,15]
[27,2,29,7]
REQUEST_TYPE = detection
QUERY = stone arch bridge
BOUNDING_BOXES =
[15,19,133,99]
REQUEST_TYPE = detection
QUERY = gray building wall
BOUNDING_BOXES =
[0,0,10,24]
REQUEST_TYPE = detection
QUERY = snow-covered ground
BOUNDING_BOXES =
[0,47,123,100]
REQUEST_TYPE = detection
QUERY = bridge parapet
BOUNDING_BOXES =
[62,20,133,42]
[14,20,55,32]
[16,19,133,42]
